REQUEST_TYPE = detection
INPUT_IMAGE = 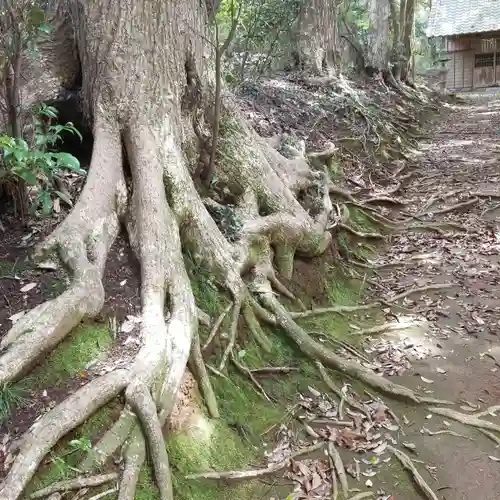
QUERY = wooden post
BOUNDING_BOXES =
[494,39,498,85]
[453,51,456,89]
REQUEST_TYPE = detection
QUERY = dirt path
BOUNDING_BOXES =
[368,90,500,499]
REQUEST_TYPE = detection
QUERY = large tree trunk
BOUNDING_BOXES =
[365,0,391,75]
[291,0,339,74]
[0,1,437,499]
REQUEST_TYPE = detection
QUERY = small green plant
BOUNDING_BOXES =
[0,104,84,217]
[0,382,29,422]
[48,437,92,479]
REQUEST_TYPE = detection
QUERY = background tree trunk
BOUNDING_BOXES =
[366,0,391,74]
[400,0,415,81]
[291,0,338,74]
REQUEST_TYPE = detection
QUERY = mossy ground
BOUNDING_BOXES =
[166,244,382,500]
[31,322,113,388]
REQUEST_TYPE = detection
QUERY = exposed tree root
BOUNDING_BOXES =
[328,442,349,497]
[478,429,500,446]
[290,302,381,320]
[0,119,125,386]
[185,441,327,480]
[0,370,128,500]
[388,445,438,500]
[262,293,448,404]
[420,197,478,216]
[428,407,500,433]
[29,473,118,499]
[190,331,219,418]
[125,383,173,500]
[387,283,455,303]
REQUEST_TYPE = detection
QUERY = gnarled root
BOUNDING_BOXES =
[0,118,125,386]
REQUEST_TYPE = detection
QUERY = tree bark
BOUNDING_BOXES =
[400,0,415,81]
[366,0,391,74]
[291,0,338,74]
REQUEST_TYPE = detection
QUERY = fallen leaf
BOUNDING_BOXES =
[420,376,434,384]
[20,282,37,293]
[436,367,446,374]
[489,456,500,462]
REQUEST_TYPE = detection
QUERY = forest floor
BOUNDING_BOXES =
[1,85,500,500]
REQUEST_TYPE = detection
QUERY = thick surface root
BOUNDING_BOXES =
[0,119,125,386]
[261,293,450,405]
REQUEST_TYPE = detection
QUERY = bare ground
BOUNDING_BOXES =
[361,89,500,499]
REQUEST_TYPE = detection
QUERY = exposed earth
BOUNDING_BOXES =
[1,88,500,500]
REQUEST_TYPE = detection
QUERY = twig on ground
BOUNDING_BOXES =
[422,427,472,440]
[311,419,354,427]
[388,445,438,500]
[348,493,374,500]
[249,367,299,375]
[185,441,327,480]
[87,488,117,500]
[30,474,118,499]
[421,197,478,216]
[309,331,371,364]
[231,352,272,403]
[317,362,371,419]
[219,298,242,370]
[202,302,232,350]
[339,223,385,240]
[206,363,228,379]
[354,321,414,336]
[386,283,455,303]
[329,453,338,500]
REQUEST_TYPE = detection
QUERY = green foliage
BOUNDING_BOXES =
[0,2,53,72]
[217,0,302,79]
[0,381,29,423]
[0,104,84,215]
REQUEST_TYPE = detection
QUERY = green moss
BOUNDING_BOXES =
[184,251,224,318]
[33,322,112,388]
[136,465,160,500]
[349,206,377,233]
[169,421,263,500]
